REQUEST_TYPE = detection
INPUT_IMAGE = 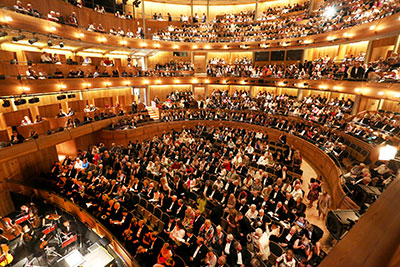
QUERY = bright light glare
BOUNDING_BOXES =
[323,6,336,18]
[379,145,397,161]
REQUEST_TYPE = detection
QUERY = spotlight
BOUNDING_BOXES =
[47,39,53,46]
[14,99,27,105]
[59,41,64,48]
[57,95,66,100]
[2,100,10,107]
[28,97,39,104]
[28,37,39,45]
[67,94,76,99]
[0,32,8,37]
[12,34,25,42]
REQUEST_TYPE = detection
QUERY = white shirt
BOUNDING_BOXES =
[237,251,243,265]
[224,242,231,254]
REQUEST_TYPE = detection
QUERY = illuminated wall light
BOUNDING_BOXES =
[104,81,112,86]
[394,93,400,98]
[204,45,211,49]
[327,36,336,41]
[369,25,376,30]
[174,79,180,84]
[223,45,229,49]
[5,16,12,22]
[154,43,160,48]
[333,86,343,90]
[192,45,198,49]
[355,88,361,93]
[303,40,313,44]
[204,79,210,83]
[144,80,150,84]
[173,45,179,49]
[120,40,127,45]
[98,37,107,42]
[124,81,131,85]
[319,85,328,90]
[379,145,397,161]
[277,82,285,87]
[192,79,199,83]
[343,32,354,38]
[156,80,162,84]
[240,80,246,84]
[141,42,147,47]
[20,86,30,92]
[58,84,66,89]
[378,91,384,96]
[84,83,91,88]
[222,80,227,84]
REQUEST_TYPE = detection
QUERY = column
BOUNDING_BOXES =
[254,0,259,20]
[145,85,150,106]
[364,40,373,63]
[249,86,255,98]
[297,89,304,101]
[142,1,146,38]
[207,0,210,24]
[393,34,400,54]
[204,84,209,99]
[351,95,361,115]
[191,0,194,25]
[143,56,148,71]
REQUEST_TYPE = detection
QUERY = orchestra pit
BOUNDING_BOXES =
[0,0,399,267]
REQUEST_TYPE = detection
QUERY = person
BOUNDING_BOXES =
[317,191,331,220]
[68,12,78,26]
[57,109,67,118]
[276,249,296,267]
[204,248,217,267]
[11,131,24,144]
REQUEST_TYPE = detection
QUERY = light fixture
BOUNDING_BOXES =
[141,42,147,47]
[156,80,162,84]
[47,39,53,46]
[319,85,328,90]
[204,45,211,49]
[12,34,25,42]
[369,25,376,31]
[192,79,198,83]
[59,41,64,48]
[28,37,39,44]
[104,82,112,86]
[378,145,397,161]
[120,40,127,45]
[58,84,66,89]
[192,45,198,49]
[124,81,131,85]
[0,31,7,37]
[98,37,107,42]
[303,40,313,44]
[343,32,354,38]
[223,45,229,49]
[173,44,179,49]
[277,82,285,87]
[333,86,343,90]
[20,86,30,92]
[355,88,360,93]
[5,16,13,22]
[144,80,149,84]
[154,43,160,48]
[174,79,180,83]
[327,36,336,41]
[204,79,210,83]
[378,91,384,96]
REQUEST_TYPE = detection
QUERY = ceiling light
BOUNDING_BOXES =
[59,41,64,48]
[204,45,211,49]
[192,45,198,49]
[378,91,384,96]
[47,39,53,46]
[120,40,127,45]
[369,25,376,31]
[28,37,39,44]
[12,34,25,42]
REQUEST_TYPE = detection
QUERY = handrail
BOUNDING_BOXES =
[4,181,139,267]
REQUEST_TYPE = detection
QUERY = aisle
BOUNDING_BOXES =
[301,160,333,253]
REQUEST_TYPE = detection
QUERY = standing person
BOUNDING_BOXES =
[307,179,321,208]
[317,191,331,220]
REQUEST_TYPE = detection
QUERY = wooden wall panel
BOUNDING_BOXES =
[3,109,31,127]
[38,103,61,118]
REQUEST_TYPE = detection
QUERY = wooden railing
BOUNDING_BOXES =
[5,181,139,267]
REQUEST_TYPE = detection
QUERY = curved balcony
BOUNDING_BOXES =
[1,75,400,101]
[1,5,400,51]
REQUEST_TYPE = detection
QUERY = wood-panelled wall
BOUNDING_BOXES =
[148,52,191,68]
[148,84,192,101]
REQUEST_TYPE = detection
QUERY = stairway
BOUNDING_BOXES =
[146,106,160,121]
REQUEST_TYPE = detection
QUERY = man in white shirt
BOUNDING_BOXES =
[169,220,186,244]
[74,158,83,170]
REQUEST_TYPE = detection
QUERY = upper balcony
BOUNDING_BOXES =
[0,0,400,51]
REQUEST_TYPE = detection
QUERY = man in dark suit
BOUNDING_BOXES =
[175,199,187,220]
[230,242,251,267]
[269,185,284,210]
[165,195,178,215]
[279,226,298,249]
[349,61,365,79]
[189,237,208,267]
[235,213,251,246]
[192,210,205,234]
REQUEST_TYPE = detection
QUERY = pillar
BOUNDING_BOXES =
[145,85,150,106]
[141,1,146,38]
[254,0,259,20]
[393,34,400,54]
[297,89,304,101]
[352,95,361,115]
[364,40,373,63]
[249,86,255,98]
[191,0,194,25]
[143,56,148,71]
[206,0,210,24]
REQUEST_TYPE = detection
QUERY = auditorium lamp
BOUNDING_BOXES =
[28,97,40,104]
[47,39,53,46]
[2,100,10,107]
[12,34,25,42]
[379,145,397,161]
[14,99,27,105]
[0,31,8,37]
[59,41,64,48]
[28,37,39,45]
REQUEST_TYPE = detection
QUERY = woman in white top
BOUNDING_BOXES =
[245,204,258,221]
[276,249,296,267]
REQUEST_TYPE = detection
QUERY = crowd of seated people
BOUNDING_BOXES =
[350,111,400,138]
[137,61,194,77]
[52,123,330,266]
[205,53,400,82]
[153,0,400,42]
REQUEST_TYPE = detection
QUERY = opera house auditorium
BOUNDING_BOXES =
[0,0,399,266]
